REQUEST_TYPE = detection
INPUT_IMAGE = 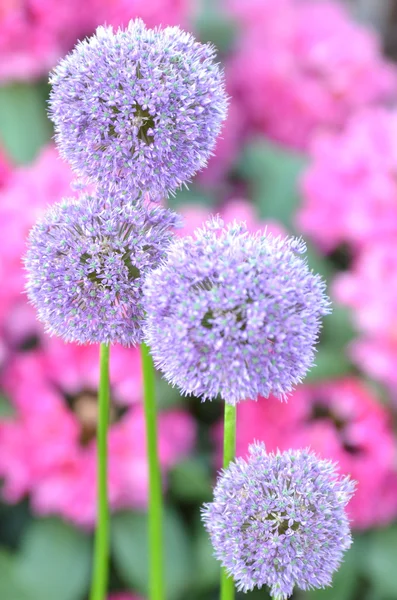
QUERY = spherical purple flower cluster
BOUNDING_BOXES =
[143,217,330,404]
[25,190,181,345]
[202,443,355,598]
[49,19,228,200]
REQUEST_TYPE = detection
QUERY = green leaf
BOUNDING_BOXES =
[0,518,91,600]
[17,517,91,600]
[194,0,238,54]
[305,242,335,283]
[193,593,219,600]
[239,589,271,599]
[0,500,32,548]
[0,549,30,600]
[305,347,354,382]
[168,185,215,210]
[192,522,220,592]
[321,305,356,349]
[236,139,307,230]
[155,376,184,409]
[168,457,213,502]
[0,82,52,164]
[112,507,193,600]
[0,394,15,418]
[360,525,397,598]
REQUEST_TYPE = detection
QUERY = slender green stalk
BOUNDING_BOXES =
[90,343,110,600]
[141,343,164,600]
[221,402,237,600]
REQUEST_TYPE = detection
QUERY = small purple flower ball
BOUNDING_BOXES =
[143,217,330,404]
[202,443,355,598]
[49,19,228,200]
[25,191,181,345]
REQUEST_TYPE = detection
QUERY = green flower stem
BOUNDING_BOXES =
[221,402,237,600]
[141,343,164,600]
[90,343,110,600]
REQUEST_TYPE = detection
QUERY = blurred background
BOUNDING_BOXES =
[1,0,397,599]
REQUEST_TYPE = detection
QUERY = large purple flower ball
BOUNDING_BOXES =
[25,190,181,345]
[202,443,355,598]
[49,19,228,200]
[144,217,330,404]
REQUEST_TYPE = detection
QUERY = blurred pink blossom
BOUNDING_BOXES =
[178,203,210,236]
[298,109,397,252]
[197,99,245,188]
[220,199,285,237]
[0,345,196,527]
[227,0,396,150]
[0,0,94,81]
[349,337,397,395]
[0,148,12,188]
[178,198,286,237]
[41,336,143,406]
[0,0,192,81]
[0,145,75,344]
[92,0,192,30]
[334,237,397,339]
[334,237,397,392]
[225,0,291,30]
[217,378,397,529]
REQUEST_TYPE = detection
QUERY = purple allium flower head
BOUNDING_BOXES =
[143,217,330,404]
[49,19,228,200]
[202,443,355,599]
[25,190,181,345]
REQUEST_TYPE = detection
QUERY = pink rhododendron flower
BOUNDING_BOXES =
[334,237,397,340]
[217,378,397,528]
[225,0,291,31]
[0,145,75,344]
[0,0,192,81]
[0,147,12,188]
[298,109,397,252]
[41,336,143,406]
[197,100,245,188]
[220,199,285,237]
[0,147,13,364]
[227,0,396,150]
[178,198,285,237]
[93,0,192,30]
[0,0,94,81]
[334,237,397,392]
[348,337,397,397]
[0,344,196,527]
[178,203,210,237]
